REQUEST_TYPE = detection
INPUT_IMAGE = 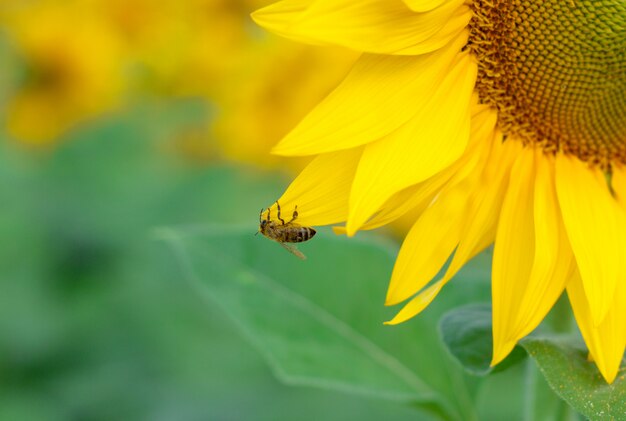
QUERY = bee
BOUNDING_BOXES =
[257,201,316,260]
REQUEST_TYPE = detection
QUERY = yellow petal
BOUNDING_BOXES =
[439,132,517,287]
[251,0,317,45]
[402,0,449,12]
[253,0,469,55]
[421,6,471,54]
[332,142,482,236]
[490,151,575,366]
[358,139,480,231]
[267,147,362,226]
[384,280,444,325]
[555,154,626,326]
[361,103,498,231]
[491,147,536,366]
[347,51,477,234]
[356,174,451,231]
[385,132,515,325]
[567,269,626,384]
[611,165,626,211]
[385,180,470,306]
[510,152,573,341]
[271,33,468,156]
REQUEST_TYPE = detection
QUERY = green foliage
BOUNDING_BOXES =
[439,303,527,376]
[0,100,452,420]
[159,227,457,419]
[162,220,563,420]
[440,304,624,420]
[521,338,626,420]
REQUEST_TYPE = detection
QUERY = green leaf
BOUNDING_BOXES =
[521,337,626,420]
[522,360,582,421]
[0,100,452,420]
[439,303,527,376]
[158,226,485,421]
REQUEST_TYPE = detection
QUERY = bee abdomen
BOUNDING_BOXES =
[286,227,316,243]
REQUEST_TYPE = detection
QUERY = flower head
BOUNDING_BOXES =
[2,2,125,144]
[252,0,626,383]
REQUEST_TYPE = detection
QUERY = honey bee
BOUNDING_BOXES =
[257,201,316,260]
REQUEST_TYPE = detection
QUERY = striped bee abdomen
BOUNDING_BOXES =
[285,226,316,243]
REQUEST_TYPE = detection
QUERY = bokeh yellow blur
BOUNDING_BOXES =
[0,0,356,168]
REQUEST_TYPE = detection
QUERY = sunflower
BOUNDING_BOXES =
[1,2,125,144]
[213,39,357,170]
[252,0,626,383]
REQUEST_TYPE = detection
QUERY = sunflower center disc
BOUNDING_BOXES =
[468,0,626,168]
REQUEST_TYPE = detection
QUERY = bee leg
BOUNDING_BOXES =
[288,205,299,224]
[276,201,285,225]
[259,208,264,224]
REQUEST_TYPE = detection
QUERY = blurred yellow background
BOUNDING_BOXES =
[0,0,356,166]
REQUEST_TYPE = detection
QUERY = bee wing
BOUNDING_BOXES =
[279,242,306,260]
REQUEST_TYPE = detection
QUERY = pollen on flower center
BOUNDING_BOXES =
[468,0,626,169]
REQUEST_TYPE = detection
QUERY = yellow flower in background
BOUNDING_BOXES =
[102,0,358,167]
[1,2,125,144]
[0,0,355,171]
[92,0,251,96]
[213,38,357,169]
[253,0,626,383]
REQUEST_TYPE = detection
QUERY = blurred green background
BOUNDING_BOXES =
[0,100,528,419]
[0,99,434,419]
[0,2,587,420]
